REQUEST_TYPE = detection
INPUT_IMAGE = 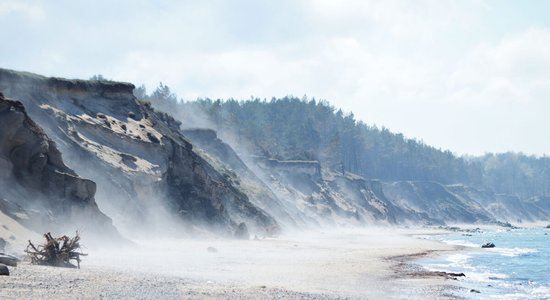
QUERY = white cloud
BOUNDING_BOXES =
[0,1,44,20]
[306,0,485,38]
[1,0,549,155]
[448,28,550,106]
[113,35,433,106]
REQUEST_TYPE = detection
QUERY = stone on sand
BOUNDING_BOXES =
[0,264,9,276]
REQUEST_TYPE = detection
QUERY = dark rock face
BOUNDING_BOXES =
[482,242,495,248]
[0,94,118,239]
[182,128,294,230]
[0,68,278,237]
[431,271,465,280]
[160,133,278,235]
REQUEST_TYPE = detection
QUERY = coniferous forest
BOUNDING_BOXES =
[135,84,550,200]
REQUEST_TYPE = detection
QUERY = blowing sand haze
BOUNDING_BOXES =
[2,229,464,299]
[2,1,550,299]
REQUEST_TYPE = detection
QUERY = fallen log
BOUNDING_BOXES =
[25,232,87,268]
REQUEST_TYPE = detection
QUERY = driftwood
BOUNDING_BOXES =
[25,232,87,268]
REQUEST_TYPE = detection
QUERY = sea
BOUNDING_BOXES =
[417,227,550,299]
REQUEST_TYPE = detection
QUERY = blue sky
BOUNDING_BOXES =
[1,0,549,156]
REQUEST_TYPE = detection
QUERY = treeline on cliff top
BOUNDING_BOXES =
[132,82,550,199]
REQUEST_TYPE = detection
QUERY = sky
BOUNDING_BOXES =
[1,0,549,156]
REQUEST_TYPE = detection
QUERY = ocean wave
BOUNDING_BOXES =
[489,247,538,257]
[441,239,479,248]
[466,271,508,283]
[528,285,550,297]
[498,283,550,299]
[447,253,471,265]
[423,253,476,271]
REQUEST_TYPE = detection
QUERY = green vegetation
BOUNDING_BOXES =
[136,84,550,199]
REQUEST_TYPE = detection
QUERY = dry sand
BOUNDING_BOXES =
[0,228,466,299]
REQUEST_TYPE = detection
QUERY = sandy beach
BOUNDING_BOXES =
[1,228,466,299]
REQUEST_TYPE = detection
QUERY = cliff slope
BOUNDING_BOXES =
[0,93,118,241]
[0,69,278,237]
[182,128,488,227]
[1,68,535,236]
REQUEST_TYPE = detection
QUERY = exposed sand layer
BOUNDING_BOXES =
[0,228,465,299]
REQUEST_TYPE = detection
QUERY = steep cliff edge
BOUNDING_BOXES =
[182,129,445,227]
[447,185,550,223]
[0,68,278,237]
[1,68,531,235]
[381,181,495,224]
[0,93,118,240]
[182,129,298,229]
[183,128,361,227]
[180,126,547,226]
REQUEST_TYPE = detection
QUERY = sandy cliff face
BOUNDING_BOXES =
[183,128,365,228]
[182,128,446,228]
[0,93,118,239]
[184,126,546,226]
[182,129,297,229]
[1,68,535,236]
[447,185,550,223]
[380,181,495,224]
[0,69,278,237]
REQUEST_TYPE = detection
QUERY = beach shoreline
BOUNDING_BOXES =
[0,227,471,299]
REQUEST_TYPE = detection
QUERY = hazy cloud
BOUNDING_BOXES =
[449,28,550,106]
[0,1,44,20]
[0,0,549,155]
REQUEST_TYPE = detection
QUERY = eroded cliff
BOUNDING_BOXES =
[0,69,278,237]
[1,68,535,237]
[0,93,118,240]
